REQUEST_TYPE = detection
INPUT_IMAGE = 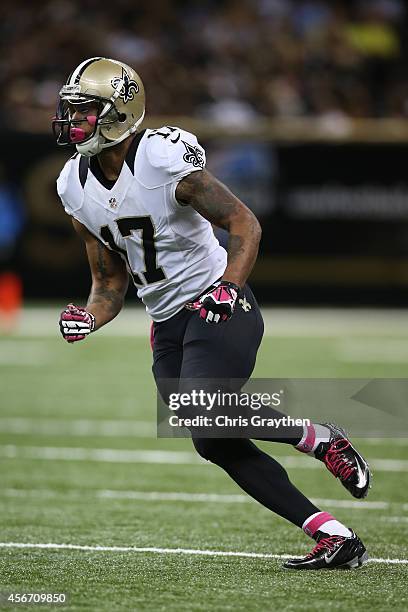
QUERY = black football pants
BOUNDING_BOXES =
[152,285,320,528]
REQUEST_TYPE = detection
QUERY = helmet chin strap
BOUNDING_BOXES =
[75,110,145,157]
[75,128,105,157]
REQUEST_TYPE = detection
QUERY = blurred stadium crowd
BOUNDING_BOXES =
[2,0,408,131]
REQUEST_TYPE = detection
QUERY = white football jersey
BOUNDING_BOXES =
[57,127,227,321]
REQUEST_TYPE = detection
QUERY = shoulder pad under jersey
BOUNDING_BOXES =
[56,154,85,214]
[135,126,206,189]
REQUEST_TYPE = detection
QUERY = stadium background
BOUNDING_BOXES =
[1,1,408,611]
[2,0,408,304]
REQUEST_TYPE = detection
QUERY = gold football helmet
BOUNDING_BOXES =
[52,57,145,157]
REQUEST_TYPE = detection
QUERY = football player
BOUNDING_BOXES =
[53,57,370,570]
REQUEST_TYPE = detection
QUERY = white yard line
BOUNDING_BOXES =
[9,307,408,338]
[0,445,200,464]
[0,417,406,445]
[336,338,408,363]
[280,455,408,472]
[0,488,393,510]
[310,497,390,510]
[1,445,407,472]
[0,418,155,437]
[359,438,408,446]
[0,340,50,365]
[0,541,406,565]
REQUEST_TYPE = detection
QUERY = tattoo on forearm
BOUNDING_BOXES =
[87,241,125,317]
[228,234,245,263]
[96,241,108,278]
[177,170,239,230]
[87,286,123,316]
[177,168,261,285]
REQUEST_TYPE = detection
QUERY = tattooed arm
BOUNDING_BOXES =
[175,169,261,288]
[72,218,129,329]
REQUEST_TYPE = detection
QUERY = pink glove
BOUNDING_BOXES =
[59,303,96,343]
[187,281,240,324]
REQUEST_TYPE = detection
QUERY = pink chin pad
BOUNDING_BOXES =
[86,115,97,126]
[70,127,87,143]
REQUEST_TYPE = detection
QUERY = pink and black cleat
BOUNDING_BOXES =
[283,530,368,570]
[314,423,371,499]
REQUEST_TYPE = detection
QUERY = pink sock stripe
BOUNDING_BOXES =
[303,512,335,537]
[296,424,316,453]
[150,323,155,351]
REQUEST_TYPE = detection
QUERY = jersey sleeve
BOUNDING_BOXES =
[56,156,84,215]
[136,127,206,190]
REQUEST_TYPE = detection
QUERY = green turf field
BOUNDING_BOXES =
[0,308,407,611]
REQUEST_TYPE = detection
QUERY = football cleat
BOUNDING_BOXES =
[283,530,368,570]
[314,423,371,499]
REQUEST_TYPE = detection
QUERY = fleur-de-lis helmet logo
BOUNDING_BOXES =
[111,68,139,104]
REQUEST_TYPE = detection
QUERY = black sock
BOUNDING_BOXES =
[255,433,303,446]
[244,405,304,445]
[193,437,320,528]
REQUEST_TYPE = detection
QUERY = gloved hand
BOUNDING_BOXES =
[197,281,240,323]
[59,303,96,343]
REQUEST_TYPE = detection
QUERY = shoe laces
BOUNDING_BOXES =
[307,535,345,558]
[324,438,355,481]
